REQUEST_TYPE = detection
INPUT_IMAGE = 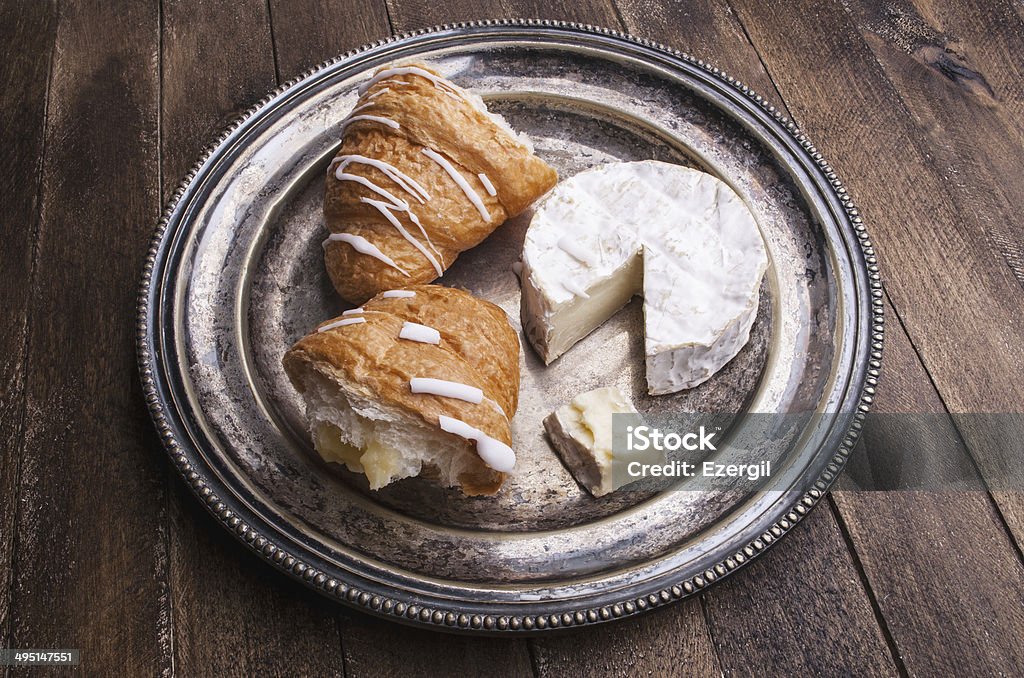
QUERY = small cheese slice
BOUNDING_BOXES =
[544,386,643,497]
[520,160,768,394]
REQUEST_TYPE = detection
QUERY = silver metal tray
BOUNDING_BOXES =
[138,20,883,633]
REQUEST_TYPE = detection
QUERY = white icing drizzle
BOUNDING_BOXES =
[409,377,483,404]
[561,278,591,299]
[333,154,430,203]
[317,317,366,332]
[335,172,409,209]
[557,236,598,267]
[348,102,376,115]
[382,290,416,298]
[323,233,409,276]
[358,66,465,100]
[477,172,497,197]
[361,197,445,277]
[399,321,441,345]
[422,147,491,222]
[342,307,364,316]
[438,415,516,472]
[339,114,400,133]
[333,166,442,268]
[366,87,390,99]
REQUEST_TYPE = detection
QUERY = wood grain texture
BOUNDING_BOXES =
[833,299,1024,676]
[161,0,276,187]
[268,0,391,79]
[6,0,172,675]
[341,622,534,677]
[0,0,56,655]
[168,491,347,677]
[159,1,347,675]
[531,602,720,678]
[615,0,783,106]
[727,0,1024,547]
[384,0,621,29]
[703,507,897,676]
[836,0,1024,549]
[841,0,1024,287]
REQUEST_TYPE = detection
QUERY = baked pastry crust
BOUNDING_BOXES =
[324,63,558,304]
[283,284,520,495]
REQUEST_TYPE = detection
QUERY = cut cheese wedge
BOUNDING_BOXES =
[544,386,643,497]
[520,161,768,394]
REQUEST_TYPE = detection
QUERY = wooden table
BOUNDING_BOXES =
[3,0,1024,675]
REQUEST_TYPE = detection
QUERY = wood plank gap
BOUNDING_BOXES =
[881,285,1024,565]
[333,614,350,678]
[826,496,910,678]
[696,594,726,674]
[154,6,177,678]
[2,0,58,658]
[723,1,789,112]
[157,0,165,206]
[265,0,282,84]
[607,1,629,34]
[383,0,396,35]
[525,638,542,678]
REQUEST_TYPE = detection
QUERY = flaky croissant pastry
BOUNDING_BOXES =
[323,63,558,304]
[283,285,520,496]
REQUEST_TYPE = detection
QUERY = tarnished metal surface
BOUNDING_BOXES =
[139,21,881,632]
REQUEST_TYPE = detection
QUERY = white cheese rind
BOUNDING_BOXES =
[520,160,768,394]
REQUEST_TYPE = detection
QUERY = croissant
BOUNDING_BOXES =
[323,63,558,304]
[282,285,520,496]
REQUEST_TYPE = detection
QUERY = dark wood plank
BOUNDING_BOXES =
[268,0,391,80]
[159,1,347,675]
[168,495,347,677]
[6,0,172,675]
[531,602,719,677]
[901,0,1024,138]
[341,622,534,677]
[615,0,783,106]
[703,506,896,676]
[0,0,57,653]
[832,300,1024,675]
[728,0,1024,546]
[384,0,621,31]
[834,0,1024,548]
[841,0,1024,288]
[161,0,277,187]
